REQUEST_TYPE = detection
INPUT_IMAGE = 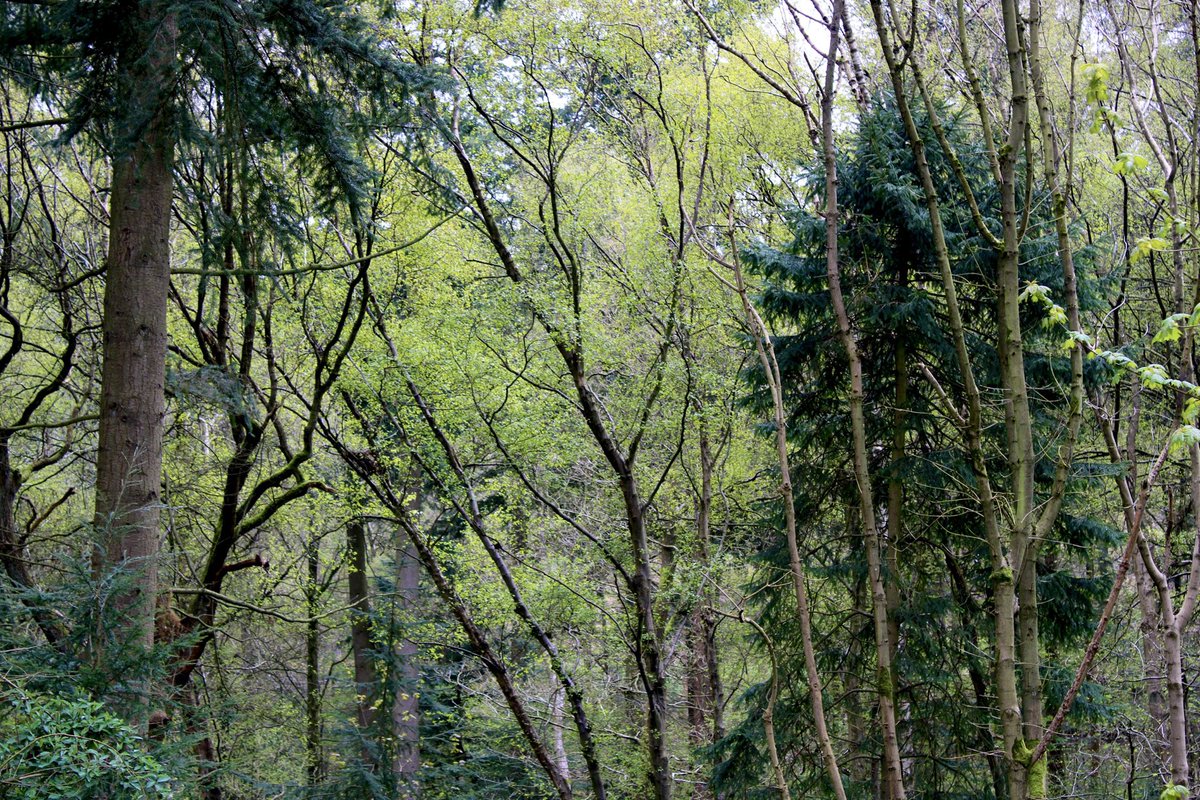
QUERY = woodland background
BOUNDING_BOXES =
[1,0,1199,798]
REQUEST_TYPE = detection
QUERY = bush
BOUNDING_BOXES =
[0,689,176,799]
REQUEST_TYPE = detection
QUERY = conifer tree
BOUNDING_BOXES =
[0,0,429,722]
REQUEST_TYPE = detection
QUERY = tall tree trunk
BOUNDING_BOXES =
[306,537,323,786]
[688,424,723,799]
[845,576,869,788]
[551,686,570,783]
[393,510,573,800]
[91,0,176,726]
[818,3,904,795]
[348,518,377,768]
[393,533,422,796]
[729,232,848,800]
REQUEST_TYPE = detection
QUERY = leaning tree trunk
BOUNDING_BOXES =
[91,0,176,724]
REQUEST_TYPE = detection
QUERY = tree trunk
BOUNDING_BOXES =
[818,4,903,794]
[91,0,176,726]
[348,518,377,767]
[0,438,61,644]
[689,425,723,799]
[306,537,323,786]
[393,535,422,797]
[730,229,848,800]
[552,686,570,783]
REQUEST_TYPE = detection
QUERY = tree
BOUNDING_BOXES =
[1,0,424,722]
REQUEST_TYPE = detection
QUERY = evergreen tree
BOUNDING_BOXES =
[1,0,433,724]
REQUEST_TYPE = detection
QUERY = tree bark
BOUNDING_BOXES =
[348,518,377,768]
[393,533,422,797]
[91,0,176,725]
[729,232,848,800]
[818,3,904,795]
[306,537,323,786]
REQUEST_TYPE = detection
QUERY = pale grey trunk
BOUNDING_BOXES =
[393,536,422,796]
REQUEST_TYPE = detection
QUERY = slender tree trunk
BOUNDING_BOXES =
[393,535,422,797]
[729,237,848,800]
[865,2,1038,795]
[400,378,606,799]
[306,537,323,786]
[91,0,176,726]
[1134,546,1169,741]
[1166,623,1190,786]
[845,576,869,787]
[348,518,377,768]
[552,687,570,783]
[618,480,671,800]
[818,3,904,795]
[394,511,574,800]
[181,682,221,800]
[689,425,722,799]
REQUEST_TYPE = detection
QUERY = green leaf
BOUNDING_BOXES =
[1153,313,1190,344]
[1169,426,1200,455]
[1082,63,1111,105]
[1140,363,1170,388]
[1062,329,1093,352]
[1043,304,1068,329]
[1114,152,1149,175]
[1131,237,1170,264]
[1018,281,1051,305]
[1162,782,1190,800]
[1184,397,1200,426]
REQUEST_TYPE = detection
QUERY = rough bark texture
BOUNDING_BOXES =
[91,2,176,720]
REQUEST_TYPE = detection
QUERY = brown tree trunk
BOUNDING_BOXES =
[306,537,323,786]
[688,425,723,799]
[0,438,61,644]
[348,518,377,767]
[729,230,848,800]
[91,0,176,726]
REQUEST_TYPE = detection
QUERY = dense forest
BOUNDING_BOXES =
[2,0,1200,797]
